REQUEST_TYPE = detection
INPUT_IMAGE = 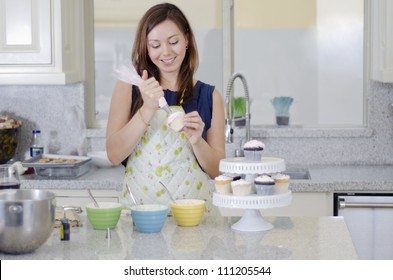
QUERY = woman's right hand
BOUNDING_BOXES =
[138,70,164,111]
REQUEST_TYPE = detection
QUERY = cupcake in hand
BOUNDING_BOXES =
[243,140,265,161]
[167,111,185,132]
[254,175,275,195]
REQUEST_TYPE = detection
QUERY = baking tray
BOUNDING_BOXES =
[22,154,92,179]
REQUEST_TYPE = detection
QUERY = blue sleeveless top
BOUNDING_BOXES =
[132,80,215,140]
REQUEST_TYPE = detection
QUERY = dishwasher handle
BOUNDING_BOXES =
[339,199,393,209]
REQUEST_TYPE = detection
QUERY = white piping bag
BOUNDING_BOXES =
[112,63,172,114]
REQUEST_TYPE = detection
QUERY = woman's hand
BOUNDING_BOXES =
[138,70,164,111]
[183,111,205,145]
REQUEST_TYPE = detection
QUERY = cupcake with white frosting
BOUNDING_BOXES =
[243,140,265,161]
[271,173,290,194]
[231,179,252,196]
[254,175,275,195]
[214,175,233,194]
[167,111,185,132]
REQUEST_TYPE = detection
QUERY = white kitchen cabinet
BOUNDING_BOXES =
[369,0,393,83]
[49,189,121,210]
[0,0,85,85]
[218,192,334,217]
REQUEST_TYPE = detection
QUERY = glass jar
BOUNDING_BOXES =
[0,164,20,189]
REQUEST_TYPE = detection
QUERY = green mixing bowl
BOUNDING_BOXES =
[86,202,122,229]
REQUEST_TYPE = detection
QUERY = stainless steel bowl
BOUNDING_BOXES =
[0,189,56,254]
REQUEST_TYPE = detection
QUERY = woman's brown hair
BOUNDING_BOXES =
[131,3,198,116]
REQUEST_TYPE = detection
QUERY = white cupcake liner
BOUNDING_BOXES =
[215,183,232,194]
[243,150,263,161]
[255,184,275,195]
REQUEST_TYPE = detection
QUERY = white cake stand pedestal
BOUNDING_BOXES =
[231,209,274,231]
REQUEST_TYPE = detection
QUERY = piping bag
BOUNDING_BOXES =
[113,64,172,115]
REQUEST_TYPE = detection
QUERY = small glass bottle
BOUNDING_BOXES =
[30,130,44,157]
[60,217,70,241]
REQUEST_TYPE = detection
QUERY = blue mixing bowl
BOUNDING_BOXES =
[131,204,168,233]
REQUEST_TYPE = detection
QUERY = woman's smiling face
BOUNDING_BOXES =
[147,19,188,76]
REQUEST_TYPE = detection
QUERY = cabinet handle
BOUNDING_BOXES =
[56,206,83,213]
[339,200,393,209]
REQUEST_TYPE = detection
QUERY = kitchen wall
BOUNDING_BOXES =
[1,80,392,166]
[0,83,87,159]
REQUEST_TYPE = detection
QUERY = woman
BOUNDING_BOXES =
[106,3,225,207]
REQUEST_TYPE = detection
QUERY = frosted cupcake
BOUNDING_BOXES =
[231,179,252,196]
[167,111,185,132]
[214,175,233,194]
[271,173,290,194]
[254,175,275,195]
[243,140,265,161]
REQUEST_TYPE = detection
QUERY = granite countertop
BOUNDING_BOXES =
[20,165,125,191]
[0,213,357,260]
[19,163,393,193]
[290,165,393,193]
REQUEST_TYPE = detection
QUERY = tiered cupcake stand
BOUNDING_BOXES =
[213,157,292,232]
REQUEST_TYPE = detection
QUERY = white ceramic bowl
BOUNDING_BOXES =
[87,151,114,168]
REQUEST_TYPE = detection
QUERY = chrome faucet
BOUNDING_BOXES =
[225,73,251,144]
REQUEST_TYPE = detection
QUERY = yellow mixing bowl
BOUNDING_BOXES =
[170,199,206,227]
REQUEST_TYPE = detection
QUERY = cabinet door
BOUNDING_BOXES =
[0,0,51,64]
[370,0,393,82]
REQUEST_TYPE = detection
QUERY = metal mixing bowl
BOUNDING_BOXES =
[0,128,20,164]
[0,189,56,254]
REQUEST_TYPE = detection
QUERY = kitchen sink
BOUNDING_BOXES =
[283,169,311,180]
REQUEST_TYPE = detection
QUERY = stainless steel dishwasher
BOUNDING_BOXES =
[334,192,393,260]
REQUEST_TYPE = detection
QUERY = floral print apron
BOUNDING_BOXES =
[120,106,213,209]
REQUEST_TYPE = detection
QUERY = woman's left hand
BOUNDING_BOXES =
[182,111,205,145]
